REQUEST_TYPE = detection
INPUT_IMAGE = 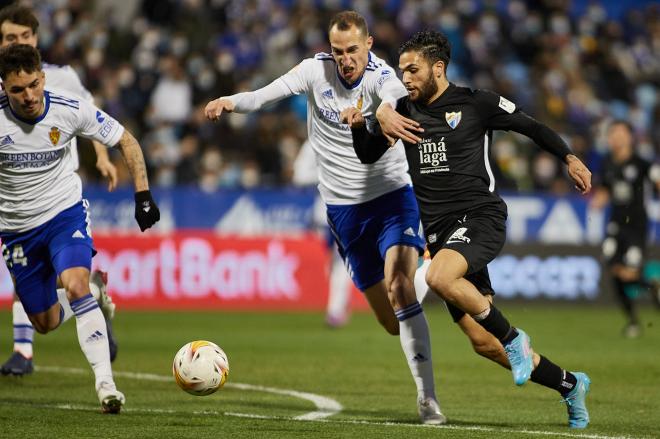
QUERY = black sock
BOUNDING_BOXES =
[530,355,578,396]
[614,278,639,324]
[471,304,518,344]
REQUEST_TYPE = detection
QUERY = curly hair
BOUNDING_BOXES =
[399,30,451,71]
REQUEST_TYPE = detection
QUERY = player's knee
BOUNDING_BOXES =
[387,272,413,308]
[63,277,91,300]
[425,272,455,301]
[29,317,55,335]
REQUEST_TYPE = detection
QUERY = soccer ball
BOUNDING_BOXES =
[172,340,229,396]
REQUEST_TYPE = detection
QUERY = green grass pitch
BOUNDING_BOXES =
[0,305,658,439]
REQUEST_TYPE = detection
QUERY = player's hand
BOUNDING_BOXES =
[134,190,160,232]
[566,154,592,195]
[96,157,118,192]
[204,98,234,121]
[376,102,423,144]
[340,107,365,128]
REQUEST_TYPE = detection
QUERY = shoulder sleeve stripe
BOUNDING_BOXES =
[49,94,80,105]
[314,52,335,61]
[42,62,64,69]
[50,101,79,110]
[50,100,79,109]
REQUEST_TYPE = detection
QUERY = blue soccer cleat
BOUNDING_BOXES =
[0,351,34,376]
[503,328,533,386]
[561,372,591,428]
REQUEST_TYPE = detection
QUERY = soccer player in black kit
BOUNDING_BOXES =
[591,120,660,338]
[342,30,592,428]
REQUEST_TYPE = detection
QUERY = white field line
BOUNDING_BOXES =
[25,366,647,439]
[35,365,342,420]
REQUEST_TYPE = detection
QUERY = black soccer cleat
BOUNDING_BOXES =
[0,351,34,376]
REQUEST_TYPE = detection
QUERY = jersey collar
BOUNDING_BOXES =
[336,52,371,90]
[8,90,51,125]
[427,82,455,107]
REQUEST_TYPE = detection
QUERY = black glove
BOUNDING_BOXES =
[134,190,160,232]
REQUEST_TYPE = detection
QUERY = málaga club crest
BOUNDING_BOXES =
[49,126,60,145]
[445,111,461,129]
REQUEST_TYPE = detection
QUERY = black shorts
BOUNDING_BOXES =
[602,223,646,269]
[425,207,507,322]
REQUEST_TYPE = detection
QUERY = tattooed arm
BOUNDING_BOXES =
[115,129,150,192]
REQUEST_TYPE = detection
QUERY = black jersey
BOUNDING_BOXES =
[601,154,657,230]
[391,84,572,229]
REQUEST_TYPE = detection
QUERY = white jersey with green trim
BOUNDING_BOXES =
[228,51,411,205]
[0,89,124,232]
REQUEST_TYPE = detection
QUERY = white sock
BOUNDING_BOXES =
[70,293,114,389]
[414,259,432,304]
[326,253,351,318]
[395,302,437,401]
[56,288,74,324]
[12,301,34,359]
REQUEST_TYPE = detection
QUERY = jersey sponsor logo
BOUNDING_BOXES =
[0,135,14,146]
[316,107,349,131]
[99,118,116,139]
[322,89,333,99]
[376,74,390,88]
[403,227,416,237]
[427,233,437,244]
[446,227,470,244]
[96,110,106,123]
[445,111,461,129]
[72,230,85,238]
[418,137,449,174]
[381,69,391,76]
[49,127,61,145]
[0,149,64,169]
[498,96,516,114]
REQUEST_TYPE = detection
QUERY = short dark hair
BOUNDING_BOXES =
[0,4,39,42]
[399,30,451,71]
[328,11,368,37]
[0,43,41,80]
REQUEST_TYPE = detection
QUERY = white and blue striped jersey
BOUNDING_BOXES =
[0,90,124,232]
[1,63,96,169]
[229,51,411,205]
[42,63,94,169]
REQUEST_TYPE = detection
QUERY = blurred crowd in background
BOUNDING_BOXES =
[12,0,660,194]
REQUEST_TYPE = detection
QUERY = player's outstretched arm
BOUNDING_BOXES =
[115,129,160,231]
[478,90,592,195]
[376,102,423,144]
[204,97,235,121]
[205,74,299,122]
[92,140,118,192]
